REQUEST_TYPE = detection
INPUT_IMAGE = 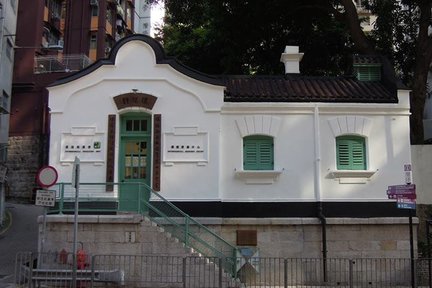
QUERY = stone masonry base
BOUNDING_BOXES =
[38,215,418,259]
[7,135,44,200]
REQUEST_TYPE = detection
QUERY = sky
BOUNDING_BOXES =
[150,2,165,37]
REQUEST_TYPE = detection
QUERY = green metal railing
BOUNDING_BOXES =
[49,182,238,275]
[142,187,238,275]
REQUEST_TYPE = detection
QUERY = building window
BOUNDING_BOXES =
[336,135,367,170]
[2,91,9,112]
[91,5,99,16]
[243,135,274,170]
[354,65,381,81]
[125,119,147,132]
[10,0,16,11]
[90,34,97,49]
[5,39,13,59]
[48,0,61,19]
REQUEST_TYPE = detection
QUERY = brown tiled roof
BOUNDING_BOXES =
[222,75,397,103]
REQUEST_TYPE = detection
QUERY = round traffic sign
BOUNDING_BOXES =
[36,166,58,188]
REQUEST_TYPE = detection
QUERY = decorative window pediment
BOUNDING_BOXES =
[235,116,281,138]
[328,116,372,138]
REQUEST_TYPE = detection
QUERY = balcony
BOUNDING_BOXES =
[91,16,98,31]
[34,54,93,74]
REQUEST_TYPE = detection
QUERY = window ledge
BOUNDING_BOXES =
[329,170,377,178]
[235,170,283,184]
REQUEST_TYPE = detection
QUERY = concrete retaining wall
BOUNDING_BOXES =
[39,215,417,259]
[7,135,44,200]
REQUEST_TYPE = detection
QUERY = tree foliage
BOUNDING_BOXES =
[335,0,432,143]
[154,0,432,143]
[156,0,354,76]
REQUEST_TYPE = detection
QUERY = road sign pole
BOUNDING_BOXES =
[404,164,415,288]
[72,157,80,288]
[35,165,58,269]
[38,204,48,268]
[409,209,415,288]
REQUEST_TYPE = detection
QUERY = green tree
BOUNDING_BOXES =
[156,0,354,75]
[153,0,432,143]
[334,0,429,144]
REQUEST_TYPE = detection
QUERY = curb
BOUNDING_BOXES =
[0,210,12,236]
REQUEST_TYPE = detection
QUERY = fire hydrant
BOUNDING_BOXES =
[76,242,88,288]
[76,242,87,269]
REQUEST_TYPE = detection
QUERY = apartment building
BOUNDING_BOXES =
[134,0,151,35]
[0,0,18,225]
[8,0,135,200]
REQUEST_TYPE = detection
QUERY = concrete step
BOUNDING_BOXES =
[139,215,238,285]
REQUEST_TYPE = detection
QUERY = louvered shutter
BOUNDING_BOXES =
[336,136,366,170]
[355,66,381,81]
[243,136,274,170]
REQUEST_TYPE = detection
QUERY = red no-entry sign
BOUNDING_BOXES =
[36,166,58,188]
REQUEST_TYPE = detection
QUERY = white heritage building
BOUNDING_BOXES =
[46,35,414,258]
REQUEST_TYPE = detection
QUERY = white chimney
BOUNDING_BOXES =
[280,46,304,74]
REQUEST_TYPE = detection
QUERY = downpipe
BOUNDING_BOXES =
[313,105,327,283]
[318,202,327,283]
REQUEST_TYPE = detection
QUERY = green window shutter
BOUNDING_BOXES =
[243,136,274,170]
[336,136,366,170]
[355,66,381,81]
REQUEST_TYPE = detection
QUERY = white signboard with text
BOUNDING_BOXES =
[163,127,209,163]
[35,190,56,207]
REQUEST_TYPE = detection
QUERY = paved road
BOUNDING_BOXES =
[0,202,43,287]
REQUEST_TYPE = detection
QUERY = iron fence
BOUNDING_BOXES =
[49,182,239,274]
[15,252,432,288]
[34,54,92,74]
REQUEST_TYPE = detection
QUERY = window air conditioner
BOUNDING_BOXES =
[48,40,64,50]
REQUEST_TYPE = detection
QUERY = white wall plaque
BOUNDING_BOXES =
[163,128,209,163]
[60,127,105,163]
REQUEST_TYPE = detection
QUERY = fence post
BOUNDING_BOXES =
[138,184,141,213]
[90,255,95,288]
[59,183,64,214]
[182,257,186,288]
[219,258,223,288]
[349,259,354,288]
[28,252,33,288]
[185,217,189,247]
[284,258,288,288]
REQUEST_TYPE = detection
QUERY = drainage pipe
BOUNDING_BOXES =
[318,203,328,282]
[313,105,327,282]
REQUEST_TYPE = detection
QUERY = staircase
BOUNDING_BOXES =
[137,216,241,287]
[139,184,238,276]
[50,182,240,286]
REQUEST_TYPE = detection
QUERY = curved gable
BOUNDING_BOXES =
[48,34,224,87]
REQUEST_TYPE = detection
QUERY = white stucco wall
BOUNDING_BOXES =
[48,39,224,200]
[220,91,411,202]
[47,37,413,204]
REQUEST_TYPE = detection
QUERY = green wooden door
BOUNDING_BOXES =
[119,114,151,212]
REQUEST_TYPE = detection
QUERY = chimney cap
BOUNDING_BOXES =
[283,46,300,53]
[280,46,304,74]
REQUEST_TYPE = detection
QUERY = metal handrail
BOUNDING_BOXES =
[16,252,420,287]
[50,182,239,275]
[34,54,92,73]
